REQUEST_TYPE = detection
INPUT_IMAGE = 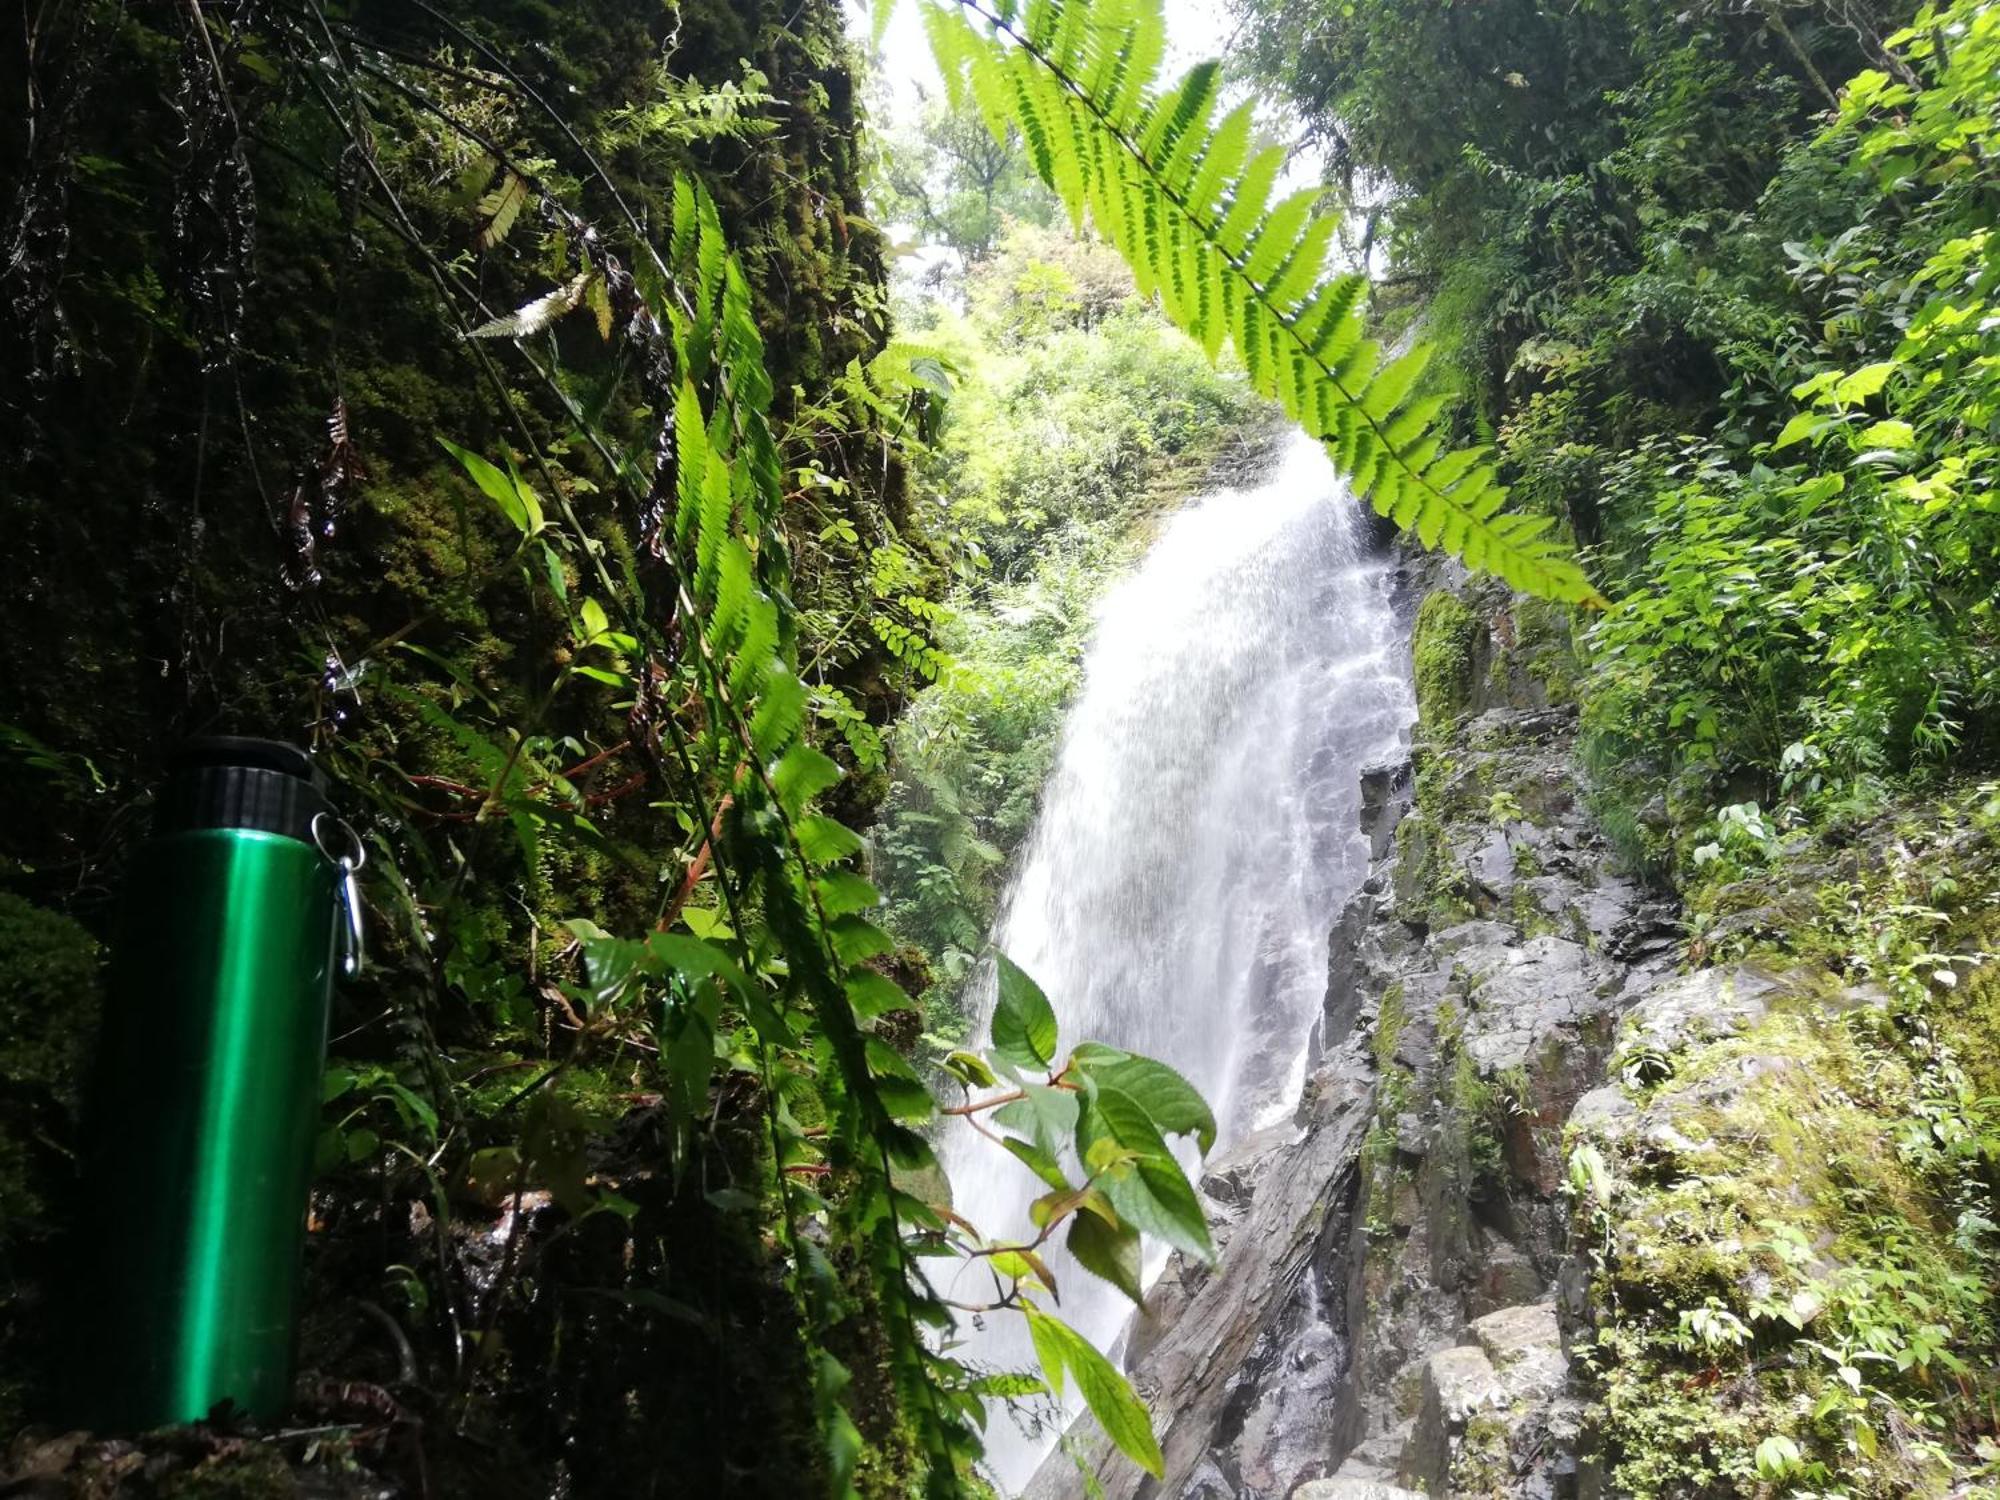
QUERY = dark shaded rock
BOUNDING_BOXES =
[1358,758,1413,862]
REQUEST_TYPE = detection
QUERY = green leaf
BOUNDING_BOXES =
[991,951,1059,1072]
[1772,411,1824,449]
[813,870,881,918]
[1077,1084,1213,1261]
[773,744,842,815]
[1832,360,1898,405]
[795,814,862,866]
[1856,418,1915,449]
[944,1050,1000,1090]
[750,668,808,758]
[846,970,913,1021]
[440,436,534,534]
[865,1037,936,1121]
[993,1082,1079,1160]
[467,273,590,340]
[1023,1307,1165,1477]
[1068,1209,1144,1304]
[830,914,895,964]
[1754,1434,1802,1481]
[1071,1043,1216,1154]
[1002,1135,1071,1190]
[1025,1304,1069,1399]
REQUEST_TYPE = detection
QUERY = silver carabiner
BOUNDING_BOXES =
[312,812,368,980]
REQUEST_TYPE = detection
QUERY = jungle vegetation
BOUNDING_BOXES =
[1237,0,2000,1488]
[0,0,1995,1492]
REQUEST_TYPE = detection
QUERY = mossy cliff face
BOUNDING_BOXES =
[0,3,933,1491]
[1029,569,2000,1500]
[1562,792,2000,1498]
[0,0,904,911]
[1352,579,2000,1497]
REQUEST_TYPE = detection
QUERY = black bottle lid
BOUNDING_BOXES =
[154,737,334,844]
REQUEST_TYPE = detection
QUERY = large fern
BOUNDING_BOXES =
[916,0,1605,606]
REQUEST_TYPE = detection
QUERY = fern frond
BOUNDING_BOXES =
[922,0,1604,606]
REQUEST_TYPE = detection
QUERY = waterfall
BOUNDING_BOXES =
[937,427,1415,1491]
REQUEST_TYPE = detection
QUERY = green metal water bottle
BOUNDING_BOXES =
[71,737,360,1430]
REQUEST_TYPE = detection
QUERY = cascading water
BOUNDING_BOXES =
[938,427,1415,1491]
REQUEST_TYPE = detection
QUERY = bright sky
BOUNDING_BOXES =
[850,0,1242,120]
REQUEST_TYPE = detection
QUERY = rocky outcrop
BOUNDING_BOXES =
[1026,575,1683,1500]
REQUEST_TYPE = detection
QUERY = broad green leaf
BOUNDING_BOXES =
[1856,418,1915,449]
[813,870,881,918]
[994,1082,1080,1161]
[1077,1084,1213,1261]
[945,1049,1000,1090]
[830,914,895,964]
[1832,360,1898,405]
[847,970,913,1021]
[795,814,863,866]
[1069,1209,1143,1304]
[773,744,843,815]
[1071,1043,1216,1154]
[1002,1135,1071,1190]
[1772,411,1823,449]
[991,951,1059,1071]
[1023,1307,1165,1477]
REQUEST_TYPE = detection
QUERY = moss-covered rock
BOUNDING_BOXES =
[1564,814,2000,1497]
[1412,590,1486,730]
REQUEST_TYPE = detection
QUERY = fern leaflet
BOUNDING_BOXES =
[919,0,1605,606]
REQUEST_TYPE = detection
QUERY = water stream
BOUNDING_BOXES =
[937,428,1414,1491]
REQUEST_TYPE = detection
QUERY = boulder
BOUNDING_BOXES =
[1615,964,1782,1068]
[1404,1303,1572,1496]
[1405,1344,1507,1492]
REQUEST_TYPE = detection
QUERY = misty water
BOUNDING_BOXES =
[938,428,1415,1491]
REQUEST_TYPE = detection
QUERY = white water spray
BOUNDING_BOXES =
[937,428,1414,1490]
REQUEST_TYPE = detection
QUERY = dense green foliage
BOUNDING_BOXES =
[869,96,1060,263]
[5,0,1992,1487]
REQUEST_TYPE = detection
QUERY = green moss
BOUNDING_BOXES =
[159,1446,300,1499]
[1436,1004,1505,1186]
[1374,981,1408,1074]
[0,893,101,1429]
[1574,993,1997,1496]
[1412,589,1484,730]
[0,895,99,1230]
[1451,1411,1516,1494]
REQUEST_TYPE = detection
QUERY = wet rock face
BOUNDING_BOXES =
[1028,582,1688,1500]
